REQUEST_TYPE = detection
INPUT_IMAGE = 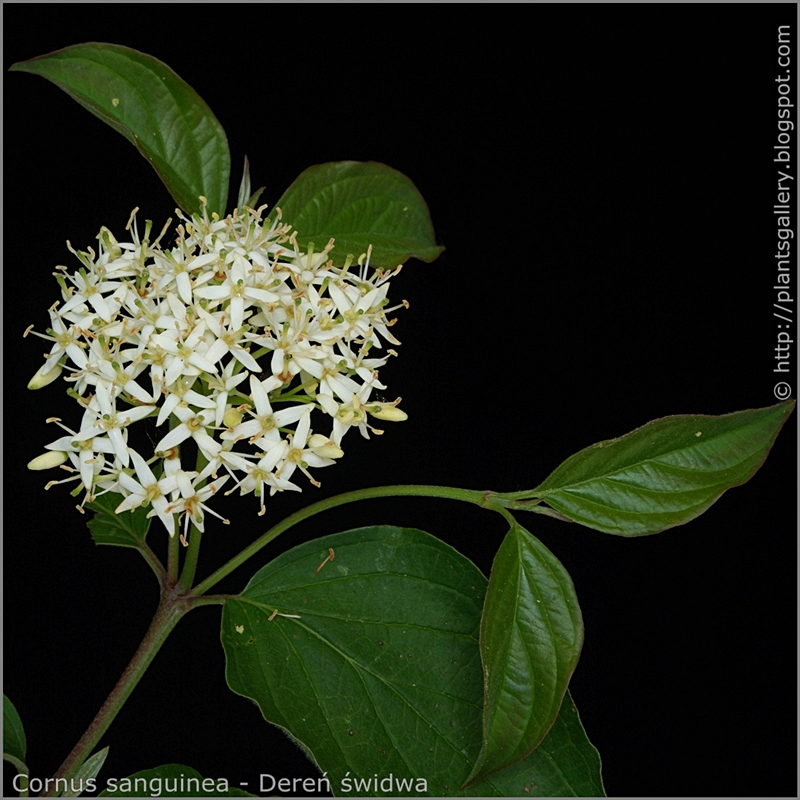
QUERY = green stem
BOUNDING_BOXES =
[495,488,544,501]
[166,525,180,585]
[496,505,518,528]
[134,539,167,583]
[178,522,203,591]
[175,446,211,591]
[41,587,190,795]
[7,759,28,796]
[42,483,507,793]
[190,484,499,596]
[511,502,573,522]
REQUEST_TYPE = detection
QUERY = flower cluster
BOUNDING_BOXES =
[27,203,407,540]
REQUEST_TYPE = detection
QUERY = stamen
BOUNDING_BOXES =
[315,547,336,574]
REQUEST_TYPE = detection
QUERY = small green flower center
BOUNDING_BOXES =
[184,495,201,517]
[100,414,119,431]
[144,484,162,504]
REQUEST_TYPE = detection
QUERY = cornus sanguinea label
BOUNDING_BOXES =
[26,202,408,539]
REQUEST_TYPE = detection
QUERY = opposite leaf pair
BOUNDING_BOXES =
[222,525,602,796]
[221,401,792,793]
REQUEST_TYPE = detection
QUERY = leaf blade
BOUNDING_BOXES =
[3,694,27,766]
[274,161,443,266]
[86,492,151,547]
[10,43,230,215]
[527,400,794,536]
[467,523,584,785]
[221,525,603,796]
[485,690,604,798]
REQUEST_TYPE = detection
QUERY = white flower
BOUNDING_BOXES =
[74,384,155,468]
[28,202,408,533]
[24,312,87,376]
[221,375,308,447]
[165,471,230,540]
[115,450,179,535]
[44,409,123,493]
[154,405,221,460]
[192,252,279,330]
[227,453,301,516]
[323,383,379,445]
[274,407,336,487]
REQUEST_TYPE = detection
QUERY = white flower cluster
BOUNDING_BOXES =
[27,203,408,540]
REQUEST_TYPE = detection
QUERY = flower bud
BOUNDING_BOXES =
[28,451,69,470]
[28,361,62,390]
[308,434,344,459]
[223,406,244,428]
[367,404,408,422]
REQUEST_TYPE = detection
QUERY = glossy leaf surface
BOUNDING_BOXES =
[274,161,443,266]
[467,523,583,785]
[3,694,27,768]
[527,401,794,535]
[10,43,230,216]
[221,526,603,796]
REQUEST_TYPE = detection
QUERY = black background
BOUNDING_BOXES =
[4,6,797,798]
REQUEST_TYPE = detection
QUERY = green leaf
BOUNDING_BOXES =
[467,523,583,785]
[221,526,603,796]
[273,161,444,267]
[87,492,152,547]
[62,746,109,796]
[3,694,27,773]
[525,400,795,536]
[10,43,230,216]
[485,691,603,798]
[99,764,255,797]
